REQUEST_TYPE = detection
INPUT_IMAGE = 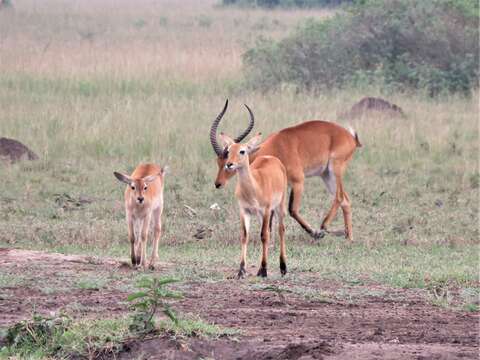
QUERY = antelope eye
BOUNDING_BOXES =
[239,150,246,155]
[144,185,148,190]
[130,185,135,190]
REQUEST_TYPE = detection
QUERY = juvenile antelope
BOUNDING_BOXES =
[210,100,361,241]
[114,163,167,270]
[219,132,288,278]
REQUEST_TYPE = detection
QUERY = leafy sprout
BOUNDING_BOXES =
[127,277,182,335]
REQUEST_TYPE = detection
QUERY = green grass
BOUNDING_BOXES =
[0,273,26,288]
[0,303,238,359]
[0,315,131,359]
[58,317,131,358]
[75,276,109,290]
[158,316,241,339]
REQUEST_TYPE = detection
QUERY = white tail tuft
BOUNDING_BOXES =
[346,125,362,147]
[347,126,356,138]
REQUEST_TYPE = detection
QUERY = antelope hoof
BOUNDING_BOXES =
[237,268,246,279]
[257,267,268,278]
[280,262,287,276]
[312,229,325,240]
[148,257,159,270]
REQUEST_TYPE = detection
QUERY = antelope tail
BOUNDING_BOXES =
[347,126,362,147]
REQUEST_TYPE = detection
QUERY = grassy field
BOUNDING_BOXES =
[0,0,478,358]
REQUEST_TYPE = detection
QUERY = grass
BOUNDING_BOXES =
[0,0,478,356]
[158,316,241,339]
[0,273,26,288]
[0,298,237,359]
[1,274,237,359]
[0,314,131,359]
[75,276,109,290]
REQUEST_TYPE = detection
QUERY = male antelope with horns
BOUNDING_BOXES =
[210,100,361,241]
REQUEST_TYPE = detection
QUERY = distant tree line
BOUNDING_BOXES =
[222,0,353,8]
[0,0,13,8]
[243,0,479,96]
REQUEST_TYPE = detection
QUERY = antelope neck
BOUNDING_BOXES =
[236,163,259,199]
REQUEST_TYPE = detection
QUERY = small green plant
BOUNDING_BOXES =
[127,277,182,335]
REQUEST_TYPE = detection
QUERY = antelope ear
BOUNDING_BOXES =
[161,165,169,176]
[219,133,235,149]
[114,172,132,185]
[246,133,262,154]
[143,174,158,183]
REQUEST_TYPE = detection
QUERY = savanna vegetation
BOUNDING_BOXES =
[0,0,478,358]
[244,0,479,95]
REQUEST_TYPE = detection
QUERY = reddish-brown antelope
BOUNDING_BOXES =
[219,132,288,278]
[114,163,167,270]
[210,100,361,241]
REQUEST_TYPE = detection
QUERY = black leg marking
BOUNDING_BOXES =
[312,229,326,240]
[289,189,317,236]
[288,189,295,216]
[257,266,267,278]
[269,210,274,233]
[280,258,287,276]
[257,260,267,277]
[237,261,246,279]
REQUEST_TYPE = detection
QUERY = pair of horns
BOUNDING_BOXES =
[210,99,255,156]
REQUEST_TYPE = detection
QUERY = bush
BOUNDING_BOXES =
[243,0,479,96]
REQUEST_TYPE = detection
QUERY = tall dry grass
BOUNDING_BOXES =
[0,0,332,80]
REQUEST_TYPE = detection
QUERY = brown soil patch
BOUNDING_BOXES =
[0,248,478,359]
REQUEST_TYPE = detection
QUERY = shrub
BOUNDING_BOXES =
[243,0,479,95]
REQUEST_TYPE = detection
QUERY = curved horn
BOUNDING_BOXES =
[210,99,228,156]
[234,104,255,143]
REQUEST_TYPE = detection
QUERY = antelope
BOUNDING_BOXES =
[210,100,361,241]
[219,132,288,278]
[114,163,167,270]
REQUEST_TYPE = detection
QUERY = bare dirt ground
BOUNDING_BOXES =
[0,248,478,359]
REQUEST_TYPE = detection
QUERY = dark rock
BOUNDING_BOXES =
[0,137,39,163]
[342,97,405,119]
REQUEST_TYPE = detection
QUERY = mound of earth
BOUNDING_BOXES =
[0,137,39,163]
[342,97,405,119]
